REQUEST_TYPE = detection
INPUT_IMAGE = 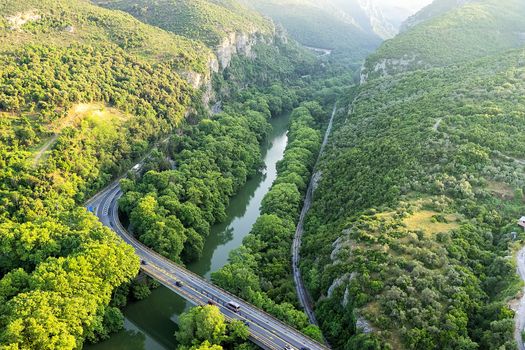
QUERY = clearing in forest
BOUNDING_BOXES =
[487,181,515,200]
[32,103,129,166]
[403,210,459,235]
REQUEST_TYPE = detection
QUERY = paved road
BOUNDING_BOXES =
[292,105,336,331]
[515,247,525,350]
[86,181,328,350]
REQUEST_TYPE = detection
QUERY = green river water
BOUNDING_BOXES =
[87,113,290,350]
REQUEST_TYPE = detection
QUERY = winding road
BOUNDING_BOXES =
[86,176,328,350]
[292,105,337,332]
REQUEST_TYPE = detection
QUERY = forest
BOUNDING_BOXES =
[362,0,525,80]
[300,1,525,347]
[4,0,525,349]
[0,0,332,348]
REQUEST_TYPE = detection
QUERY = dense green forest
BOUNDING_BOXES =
[301,0,525,349]
[0,0,330,348]
[211,101,327,340]
[5,0,525,350]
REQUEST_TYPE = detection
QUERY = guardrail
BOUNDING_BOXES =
[108,189,329,350]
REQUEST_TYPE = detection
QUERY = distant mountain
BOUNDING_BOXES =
[362,0,525,81]
[235,0,382,62]
[401,0,478,31]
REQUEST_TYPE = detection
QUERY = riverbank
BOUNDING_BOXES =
[87,113,291,350]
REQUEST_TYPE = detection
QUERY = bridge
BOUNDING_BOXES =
[86,180,328,350]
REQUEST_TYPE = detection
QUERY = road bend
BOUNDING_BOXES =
[292,104,337,333]
[86,180,328,350]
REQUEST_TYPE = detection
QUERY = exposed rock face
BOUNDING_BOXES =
[6,10,41,30]
[357,0,397,39]
[356,316,374,334]
[215,31,268,70]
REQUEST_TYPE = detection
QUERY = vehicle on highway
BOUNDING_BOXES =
[284,345,294,350]
[207,300,216,306]
[175,280,183,287]
[226,301,241,312]
[140,260,147,265]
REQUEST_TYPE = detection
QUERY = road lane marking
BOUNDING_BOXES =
[102,186,327,350]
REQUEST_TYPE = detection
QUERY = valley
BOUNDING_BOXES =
[1,0,525,350]
[87,113,291,350]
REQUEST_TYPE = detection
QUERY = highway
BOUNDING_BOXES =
[86,180,329,350]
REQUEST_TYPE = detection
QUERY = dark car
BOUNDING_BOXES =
[175,280,183,287]
[207,300,216,306]
[140,260,147,265]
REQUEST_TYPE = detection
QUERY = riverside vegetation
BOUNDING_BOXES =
[0,0,346,349]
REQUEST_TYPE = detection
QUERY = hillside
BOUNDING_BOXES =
[361,0,525,81]
[0,0,322,348]
[92,0,274,70]
[401,0,477,31]
[0,0,212,70]
[301,0,525,349]
[0,0,221,346]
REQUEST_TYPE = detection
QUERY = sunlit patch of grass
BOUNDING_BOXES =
[403,210,460,235]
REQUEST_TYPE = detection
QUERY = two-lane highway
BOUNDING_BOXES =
[87,180,329,350]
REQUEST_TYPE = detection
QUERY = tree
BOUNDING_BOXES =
[176,306,227,347]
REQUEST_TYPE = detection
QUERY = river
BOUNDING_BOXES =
[87,113,290,350]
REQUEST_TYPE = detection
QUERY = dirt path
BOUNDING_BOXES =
[292,104,337,338]
[433,118,442,131]
[32,134,58,166]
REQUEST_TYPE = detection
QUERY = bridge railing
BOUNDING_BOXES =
[111,190,329,349]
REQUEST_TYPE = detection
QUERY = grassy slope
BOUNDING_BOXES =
[92,0,274,47]
[0,0,211,70]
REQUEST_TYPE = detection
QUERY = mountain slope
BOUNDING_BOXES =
[237,0,383,61]
[301,0,525,348]
[92,0,273,48]
[362,0,525,81]
[401,0,477,31]
[0,0,211,71]
[0,1,244,348]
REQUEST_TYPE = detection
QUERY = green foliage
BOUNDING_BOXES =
[212,102,324,336]
[0,0,210,71]
[92,0,273,48]
[302,15,525,349]
[363,0,525,79]
[0,212,140,350]
[175,305,248,350]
